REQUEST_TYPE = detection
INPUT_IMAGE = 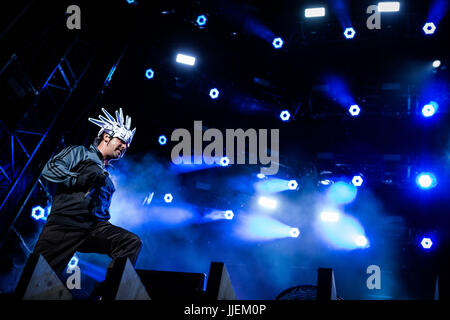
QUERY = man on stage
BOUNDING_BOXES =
[33,107,141,292]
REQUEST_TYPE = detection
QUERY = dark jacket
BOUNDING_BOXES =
[41,144,116,228]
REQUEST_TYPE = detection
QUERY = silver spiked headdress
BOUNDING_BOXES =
[88,108,136,146]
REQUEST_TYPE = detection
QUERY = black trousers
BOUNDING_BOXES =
[33,220,142,277]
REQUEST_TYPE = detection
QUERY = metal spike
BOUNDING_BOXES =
[119,108,124,126]
[126,115,131,130]
[102,108,116,122]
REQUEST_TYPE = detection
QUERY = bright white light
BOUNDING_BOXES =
[319,179,333,186]
[68,256,79,269]
[225,210,234,220]
[423,22,436,35]
[432,60,441,68]
[257,173,266,179]
[422,103,436,117]
[258,196,278,209]
[354,235,368,247]
[344,27,356,39]
[176,53,196,66]
[220,156,230,166]
[209,88,220,99]
[416,173,436,189]
[305,7,325,18]
[145,68,154,79]
[290,228,300,238]
[164,193,173,203]
[421,237,433,249]
[272,37,284,49]
[320,210,340,222]
[349,104,361,116]
[377,2,400,12]
[31,206,46,221]
[352,175,364,187]
[158,135,167,145]
[196,15,207,26]
[280,110,291,121]
[288,180,298,190]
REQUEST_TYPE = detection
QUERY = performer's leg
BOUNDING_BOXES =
[78,221,142,268]
[33,223,89,276]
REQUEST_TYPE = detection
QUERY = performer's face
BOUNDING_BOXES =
[104,135,128,159]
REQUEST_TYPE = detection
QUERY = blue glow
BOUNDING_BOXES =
[31,205,46,221]
[126,0,135,4]
[272,37,284,49]
[288,180,298,190]
[255,178,293,194]
[322,75,355,108]
[320,210,340,222]
[343,27,356,39]
[420,237,433,249]
[196,15,207,26]
[68,256,79,269]
[423,22,436,35]
[426,0,448,27]
[237,214,298,241]
[225,210,234,220]
[290,228,300,238]
[327,181,357,205]
[158,135,167,145]
[209,88,220,99]
[257,173,266,179]
[258,196,278,209]
[316,212,368,250]
[164,193,173,203]
[422,101,438,117]
[145,68,154,79]
[352,175,364,187]
[416,172,437,189]
[349,104,361,116]
[279,110,291,121]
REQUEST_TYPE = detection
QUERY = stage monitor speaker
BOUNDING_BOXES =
[103,257,150,300]
[136,269,206,300]
[316,268,337,300]
[206,262,236,300]
[14,253,72,300]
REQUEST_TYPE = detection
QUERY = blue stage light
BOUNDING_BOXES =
[68,256,79,269]
[344,27,356,39]
[209,88,220,99]
[320,210,340,222]
[349,104,361,116]
[145,68,154,79]
[352,175,364,187]
[126,0,135,4]
[164,193,173,203]
[225,210,234,220]
[288,180,298,190]
[423,22,436,35]
[416,172,437,189]
[257,173,266,179]
[31,205,46,221]
[422,101,438,117]
[327,181,357,205]
[258,196,278,209]
[432,60,441,68]
[158,135,167,145]
[354,235,368,248]
[272,37,284,49]
[290,227,300,238]
[176,53,196,66]
[420,237,433,249]
[196,15,207,26]
[280,110,291,121]
[220,156,230,166]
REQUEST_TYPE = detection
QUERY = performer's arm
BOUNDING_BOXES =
[41,146,86,188]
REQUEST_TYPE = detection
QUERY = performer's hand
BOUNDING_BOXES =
[76,171,108,189]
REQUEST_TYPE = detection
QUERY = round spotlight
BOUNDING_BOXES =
[421,101,438,117]
[272,37,284,49]
[423,22,436,35]
[420,237,433,249]
[209,88,220,99]
[352,175,364,187]
[354,235,368,247]
[349,104,361,116]
[416,172,437,189]
[158,135,167,145]
[68,256,79,269]
[343,27,356,39]
[164,193,173,203]
[31,205,46,221]
[288,180,298,190]
[220,156,230,167]
[225,210,234,220]
[432,60,441,68]
[196,15,207,26]
[290,228,300,238]
[320,210,340,222]
[145,68,155,79]
[279,110,291,121]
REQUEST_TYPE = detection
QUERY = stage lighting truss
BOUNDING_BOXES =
[349,104,361,116]
[423,22,436,35]
[272,37,284,49]
[343,27,356,39]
